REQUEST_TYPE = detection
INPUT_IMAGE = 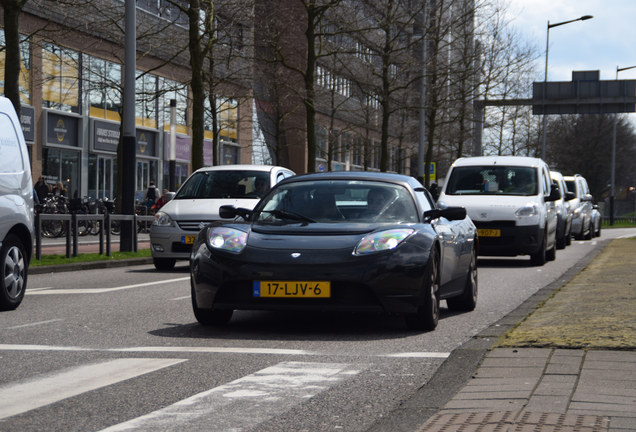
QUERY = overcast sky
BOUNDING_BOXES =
[504,0,636,82]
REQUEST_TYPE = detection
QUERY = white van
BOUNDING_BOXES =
[437,156,559,266]
[0,96,34,310]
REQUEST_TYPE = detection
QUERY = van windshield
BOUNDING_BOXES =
[175,170,270,199]
[446,166,538,196]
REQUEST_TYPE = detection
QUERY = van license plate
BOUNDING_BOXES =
[182,235,196,244]
[478,229,500,237]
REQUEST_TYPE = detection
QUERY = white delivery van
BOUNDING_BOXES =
[0,96,34,310]
[437,156,560,266]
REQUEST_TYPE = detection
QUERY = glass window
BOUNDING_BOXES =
[42,42,80,113]
[0,29,31,104]
[162,78,188,134]
[316,124,327,159]
[136,71,157,128]
[446,166,538,196]
[218,97,238,143]
[254,180,420,223]
[0,112,24,173]
[175,169,268,199]
[86,56,121,121]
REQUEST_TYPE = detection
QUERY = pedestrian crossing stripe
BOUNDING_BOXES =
[99,361,364,432]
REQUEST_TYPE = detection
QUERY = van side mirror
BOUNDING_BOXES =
[581,194,593,202]
[164,192,176,203]
[424,206,467,221]
[546,183,560,202]
[564,191,575,201]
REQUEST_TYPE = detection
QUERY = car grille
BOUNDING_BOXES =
[472,221,517,229]
[171,242,193,253]
[177,221,213,231]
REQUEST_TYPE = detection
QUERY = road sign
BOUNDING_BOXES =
[425,162,436,182]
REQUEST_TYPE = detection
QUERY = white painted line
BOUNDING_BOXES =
[0,358,186,420]
[0,344,451,359]
[6,319,63,329]
[25,277,190,295]
[384,352,450,358]
[99,361,363,432]
[113,346,311,355]
[170,295,190,301]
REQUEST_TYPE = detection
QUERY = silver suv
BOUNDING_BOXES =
[150,165,295,270]
[563,174,593,240]
[0,96,34,311]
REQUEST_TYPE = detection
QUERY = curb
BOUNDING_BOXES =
[367,238,612,432]
[29,257,155,275]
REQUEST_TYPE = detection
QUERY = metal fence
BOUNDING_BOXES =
[35,213,155,260]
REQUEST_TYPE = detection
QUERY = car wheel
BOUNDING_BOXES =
[191,279,233,326]
[565,228,572,246]
[153,257,176,271]
[530,233,547,266]
[556,232,566,250]
[0,235,27,311]
[446,246,478,312]
[546,235,556,262]
[584,222,593,240]
[405,247,440,331]
[596,224,601,237]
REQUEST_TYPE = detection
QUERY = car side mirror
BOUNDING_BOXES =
[424,206,467,222]
[592,204,599,210]
[546,184,560,202]
[582,193,593,202]
[219,205,252,220]
[565,191,575,201]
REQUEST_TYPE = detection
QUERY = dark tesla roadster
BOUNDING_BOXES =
[190,172,478,331]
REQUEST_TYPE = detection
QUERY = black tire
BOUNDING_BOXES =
[530,232,546,266]
[584,222,593,240]
[546,236,556,262]
[446,246,478,312]
[153,257,176,271]
[556,225,567,250]
[565,229,572,246]
[191,279,233,326]
[405,247,440,331]
[0,235,27,311]
[595,224,601,237]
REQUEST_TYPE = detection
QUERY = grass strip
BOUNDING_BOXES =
[31,249,152,267]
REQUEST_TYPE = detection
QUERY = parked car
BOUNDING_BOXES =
[563,174,594,240]
[190,171,478,331]
[150,165,295,270]
[550,171,574,249]
[591,205,602,237]
[0,96,34,311]
[437,156,560,266]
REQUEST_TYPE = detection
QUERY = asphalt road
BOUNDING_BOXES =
[2,228,635,432]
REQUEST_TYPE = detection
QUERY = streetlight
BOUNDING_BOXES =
[541,15,593,161]
[417,4,428,187]
[610,64,636,226]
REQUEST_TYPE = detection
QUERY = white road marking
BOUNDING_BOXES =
[0,358,186,420]
[99,361,364,432]
[6,319,63,329]
[25,277,190,295]
[0,344,449,358]
[170,295,190,301]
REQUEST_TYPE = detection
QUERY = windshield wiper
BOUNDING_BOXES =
[260,209,316,223]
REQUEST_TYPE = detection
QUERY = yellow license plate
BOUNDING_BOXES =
[182,235,196,244]
[478,229,501,237]
[253,281,331,298]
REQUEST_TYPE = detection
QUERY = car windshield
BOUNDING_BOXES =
[253,180,420,224]
[175,170,270,199]
[446,166,538,196]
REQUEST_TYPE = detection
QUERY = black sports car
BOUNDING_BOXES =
[190,172,478,331]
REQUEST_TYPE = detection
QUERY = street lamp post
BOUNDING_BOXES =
[541,15,593,161]
[417,4,428,187]
[610,64,636,226]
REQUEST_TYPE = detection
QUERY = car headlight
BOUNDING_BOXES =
[153,211,174,227]
[353,229,415,255]
[208,227,248,253]
[515,203,540,218]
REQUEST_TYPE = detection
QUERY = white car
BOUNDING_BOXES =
[550,171,574,249]
[437,156,560,266]
[0,96,34,310]
[563,174,594,240]
[150,165,295,270]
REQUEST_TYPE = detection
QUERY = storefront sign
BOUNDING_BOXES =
[47,112,79,147]
[136,130,156,157]
[93,119,120,152]
[20,105,35,142]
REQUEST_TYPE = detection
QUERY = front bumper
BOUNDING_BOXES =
[190,237,431,315]
[150,225,204,260]
[473,221,543,256]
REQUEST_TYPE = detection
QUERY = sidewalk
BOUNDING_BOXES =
[414,237,636,432]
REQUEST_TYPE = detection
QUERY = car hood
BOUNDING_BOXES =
[439,194,541,222]
[161,198,260,221]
